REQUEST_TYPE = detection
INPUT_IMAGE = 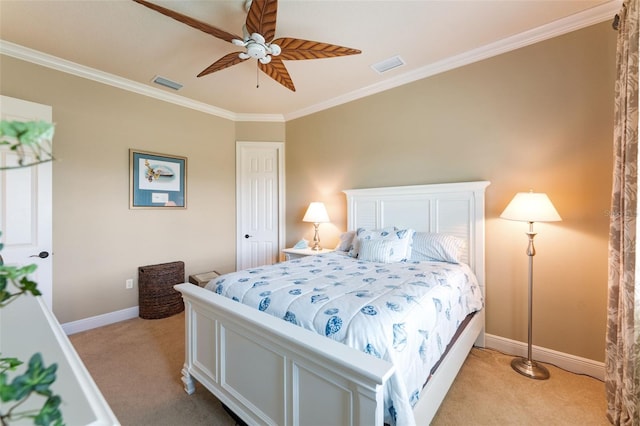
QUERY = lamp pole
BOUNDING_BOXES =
[511,221,550,379]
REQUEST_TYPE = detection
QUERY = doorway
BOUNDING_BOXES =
[236,141,284,270]
[0,95,53,309]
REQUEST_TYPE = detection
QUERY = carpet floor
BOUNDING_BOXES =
[69,312,608,426]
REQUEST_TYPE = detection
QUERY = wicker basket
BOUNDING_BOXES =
[138,261,185,319]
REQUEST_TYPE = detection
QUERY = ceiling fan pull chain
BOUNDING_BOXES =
[256,66,260,89]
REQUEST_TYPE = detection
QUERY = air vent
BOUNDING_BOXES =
[371,55,406,74]
[152,75,183,91]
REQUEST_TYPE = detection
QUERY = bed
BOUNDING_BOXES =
[174,180,490,425]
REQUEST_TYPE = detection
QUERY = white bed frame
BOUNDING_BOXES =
[174,180,490,425]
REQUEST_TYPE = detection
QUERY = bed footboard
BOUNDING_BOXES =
[175,283,395,426]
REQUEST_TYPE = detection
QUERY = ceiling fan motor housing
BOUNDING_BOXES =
[237,33,281,64]
[247,42,267,59]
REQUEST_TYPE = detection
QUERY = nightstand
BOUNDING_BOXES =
[282,247,334,260]
[188,270,220,287]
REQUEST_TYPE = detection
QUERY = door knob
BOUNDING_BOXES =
[30,251,50,259]
[244,234,253,239]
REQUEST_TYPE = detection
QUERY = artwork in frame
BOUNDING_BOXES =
[129,149,187,209]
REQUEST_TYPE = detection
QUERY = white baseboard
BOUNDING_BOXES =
[61,306,139,335]
[60,310,605,381]
[484,333,604,381]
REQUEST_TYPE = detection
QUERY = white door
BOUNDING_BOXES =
[0,96,53,309]
[236,142,284,270]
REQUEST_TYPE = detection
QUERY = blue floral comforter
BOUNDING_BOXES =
[205,252,483,426]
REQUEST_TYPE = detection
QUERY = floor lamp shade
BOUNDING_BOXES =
[500,191,561,380]
[303,202,330,251]
[500,192,561,223]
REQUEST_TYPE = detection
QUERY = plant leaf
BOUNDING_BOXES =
[34,395,63,426]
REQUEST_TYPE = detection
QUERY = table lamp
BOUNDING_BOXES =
[303,202,330,251]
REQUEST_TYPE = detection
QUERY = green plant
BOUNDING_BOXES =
[0,353,62,426]
[0,120,54,170]
[0,121,64,426]
[0,258,40,308]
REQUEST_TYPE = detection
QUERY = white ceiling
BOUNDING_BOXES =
[0,0,620,121]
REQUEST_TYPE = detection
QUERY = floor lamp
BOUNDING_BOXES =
[500,191,561,380]
[303,202,330,251]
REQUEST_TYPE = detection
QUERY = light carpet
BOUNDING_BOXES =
[69,312,608,426]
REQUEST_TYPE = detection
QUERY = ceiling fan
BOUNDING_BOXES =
[133,0,362,92]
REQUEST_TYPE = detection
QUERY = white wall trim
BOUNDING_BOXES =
[484,333,605,381]
[1,0,620,122]
[0,40,248,122]
[61,306,139,336]
[284,0,621,120]
[60,309,605,382]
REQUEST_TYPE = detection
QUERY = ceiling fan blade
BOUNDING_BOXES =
[273,37,361,60]
[133,0,241,43]
[198,52,248,77]
[258,57,295,91]
[245,0,278,43]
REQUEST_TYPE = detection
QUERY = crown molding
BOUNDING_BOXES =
[234,113,285,122]
[284,0,621,121]
[1,0,620,123]
[0,40,255,122]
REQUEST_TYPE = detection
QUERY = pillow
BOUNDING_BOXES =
[348,227,396,258]
[410,232,465,263]
[358,239,394,263]
[335,231,356,252]
[350,227,415,262]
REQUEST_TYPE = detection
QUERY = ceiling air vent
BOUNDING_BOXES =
[152,75,183,91]
[371,55,406,74]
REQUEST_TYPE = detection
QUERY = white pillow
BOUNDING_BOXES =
[410,232,465,263]
[359,238,414,263]
[358,239,394,263]
[348,227,396,258]
[350,227,414,262]
[335,231,356,252]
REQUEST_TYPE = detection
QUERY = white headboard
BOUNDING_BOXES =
[343,181,490,292]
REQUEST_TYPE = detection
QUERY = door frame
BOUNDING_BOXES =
[235,141,285,270]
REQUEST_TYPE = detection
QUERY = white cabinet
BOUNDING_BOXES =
[282,247,334,260]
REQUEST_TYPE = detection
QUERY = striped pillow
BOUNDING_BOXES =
[410,232,465,263]
[348,227,397,258]
[350,227,414,261]
[358,239,395,263]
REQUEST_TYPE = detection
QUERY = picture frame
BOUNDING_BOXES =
[129,149,187,209]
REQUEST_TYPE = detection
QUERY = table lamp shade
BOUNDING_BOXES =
[303,202,330,223]
[500,192,561,223]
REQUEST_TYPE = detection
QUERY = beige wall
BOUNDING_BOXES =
[1,55,240,323]
[285,22,616,362]
[235,121,285,142]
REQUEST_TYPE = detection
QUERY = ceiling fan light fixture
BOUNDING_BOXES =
[246,42,267,59]
[251,32,265,45]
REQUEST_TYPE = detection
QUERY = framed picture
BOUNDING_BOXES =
[129,149,187,209]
